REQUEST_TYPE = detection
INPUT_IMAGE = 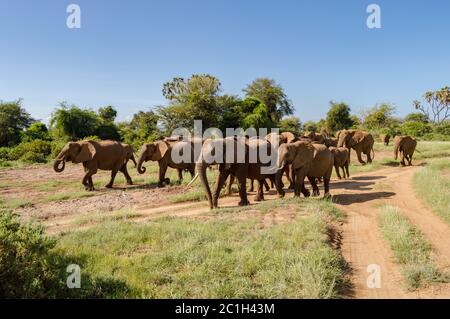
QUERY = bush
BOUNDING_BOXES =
[434,122,450,136]
[0,147,10,160]
[50,139,68,159]
[0,211,62,298]
[400,121,432,137]
[0,211,130,298]
[421,133,450,141]
[8,140,52,163]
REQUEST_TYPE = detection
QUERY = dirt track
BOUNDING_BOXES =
[3,161,450,298]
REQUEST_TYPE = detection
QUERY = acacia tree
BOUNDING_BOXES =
[243,78,294,124]
[413,87,450,124]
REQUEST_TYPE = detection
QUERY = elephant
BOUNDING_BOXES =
[53,140,134,190]
[302,131,326,144]
[192,136,276,209]
[380,134,391,146]
[394,136,417,166]
[136,139,196,187]
[276,141,333,198]
[123,144,137,167]
[324,138,338,147]
[329,147,350,179]
[337,129,374,165]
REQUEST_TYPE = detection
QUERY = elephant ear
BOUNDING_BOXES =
[73,142,96,163]
[151,141,169,161]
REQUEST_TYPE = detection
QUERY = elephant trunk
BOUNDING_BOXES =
[136,153,147,174]
[197,161,213,209]
[53,149,67,173]
[337,136,345,148]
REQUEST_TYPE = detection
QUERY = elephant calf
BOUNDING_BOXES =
[329,147,350,179]
[136,139,196,187]
[53,140,135,191]
[394,135,417,166]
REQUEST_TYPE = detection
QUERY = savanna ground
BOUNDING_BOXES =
[2,141,450,298]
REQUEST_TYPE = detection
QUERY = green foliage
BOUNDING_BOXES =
[0,211,60,298]
[243,78,293,124]
[0,99,34,147]
[326,102,354,132]
[363,103,396,130]
[98,105,117,123]
[238,98,273,131]
[8,139,52,163]
[23,122,51,142]
[433,121,450,136]
[0,211,129,298]
[400,121,433,137]
[303,121,317,133]
[158,74,225,132]
[50,103,101,140]
[50,103,121,142]
[404,112,429,123]
[279,116,302,135]
[119,111,161,148]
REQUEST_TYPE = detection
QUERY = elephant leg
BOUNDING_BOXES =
[254,179,264,202]
[408,153,414,166]
[236,168,249,206]
[356,149,366,165]
[213,170,230,208]
[334,165,342,179]
[177,168,183,184]
[158,162,168,187]
[293,170,306,197]
[287,165,294,189]
[400,152,406,166]
[366,151,372,164]
[226,174,235,195]
[248,178,255,192]
[263,179,270,191]
[189,167,195,179]
[345,163,350,179]
[83,167,97,191]
[275,171,286,198]
[308,176,320,197]
[106,169,119,188]
[120,165,133,185]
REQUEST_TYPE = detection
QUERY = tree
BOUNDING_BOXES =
[158,74,225,132]
[237,98,273,131]
[303,121,317,133]
[325,102,354,132]
[0,100,34,147]
[98,105,117,123]
[243,78,294,124]
[279,116,302,135]
[119,110,161,147]
[400,121,432,137]
[362,103,396,130]
[414,87,450,124]
[23,122,51,142]
[404,112,429,123]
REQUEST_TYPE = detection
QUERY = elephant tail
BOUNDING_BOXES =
[130,154,137,167]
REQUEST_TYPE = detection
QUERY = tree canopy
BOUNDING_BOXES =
[243,78,293,124]
[325,102,354,132]
[0,100,34,147]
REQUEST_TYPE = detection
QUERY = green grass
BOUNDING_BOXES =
[43,191,95,203]
[413,157,450,225]
[0,197,33,209]
[414,141,450,160]
[378,205,446,290]
[73,208,143,226]
[55,200,349,298]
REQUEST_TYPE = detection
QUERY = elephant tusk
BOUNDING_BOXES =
[186,173,199,188]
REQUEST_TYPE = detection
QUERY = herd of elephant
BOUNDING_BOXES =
[53,130,418,209]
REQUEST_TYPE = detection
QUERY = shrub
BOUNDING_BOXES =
[434,122,450,136]
[0,147,10,160]
[8,140,52,163]
[0,211,62,298]
[50,139,68,158]
[400,121,432,137]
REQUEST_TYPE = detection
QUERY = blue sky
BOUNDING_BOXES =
[1,0,449,123]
